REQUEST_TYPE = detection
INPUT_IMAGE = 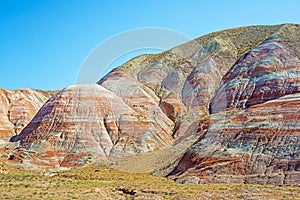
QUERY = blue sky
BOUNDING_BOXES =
[1,0,299,90]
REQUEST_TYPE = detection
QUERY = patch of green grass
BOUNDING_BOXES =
[1,154,8,158]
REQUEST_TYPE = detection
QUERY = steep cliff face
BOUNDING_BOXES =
[0,89,53,138]
[8,24,300,184]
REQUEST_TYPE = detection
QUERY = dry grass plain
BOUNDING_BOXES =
[0,161,299,200]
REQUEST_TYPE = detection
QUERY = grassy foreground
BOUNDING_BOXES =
[0,162,299,200]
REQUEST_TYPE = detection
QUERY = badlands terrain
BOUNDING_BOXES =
[0,24,300,199]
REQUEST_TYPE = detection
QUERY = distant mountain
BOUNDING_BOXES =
[7,24,300,184]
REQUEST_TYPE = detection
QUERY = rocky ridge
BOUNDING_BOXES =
[7,24,300,184]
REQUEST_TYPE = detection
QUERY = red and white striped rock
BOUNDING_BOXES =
[8,24,300,185]
[10,84,173,168]
[210,41,300,113]
[169,25,300,184]
[169,94,300,184]
[0,89,51,138]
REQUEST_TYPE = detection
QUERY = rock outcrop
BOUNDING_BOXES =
[168,24,300,184]
[8,24,300,184]
[10,84,173,168]
[0,89,53,138]
[168,93,300,184]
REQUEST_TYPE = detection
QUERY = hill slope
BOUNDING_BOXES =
[0,89,54,138]
[8,24,300,184]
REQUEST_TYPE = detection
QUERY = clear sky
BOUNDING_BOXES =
[1,0,299,90]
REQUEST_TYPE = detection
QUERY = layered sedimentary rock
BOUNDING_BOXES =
[10,84,173,168]
[104,25,282,139]
[8,24,300,184]
[168,25,300,184]
[0,89,52,138]
[210,39,300,113]
[169,94,300,184]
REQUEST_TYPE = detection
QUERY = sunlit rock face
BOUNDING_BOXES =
[9,24,300,184]
[210,41,300,113]
[169,94,300,184]
[0,89,52,138]
[10,84,173,168]
[168,24,300,184]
